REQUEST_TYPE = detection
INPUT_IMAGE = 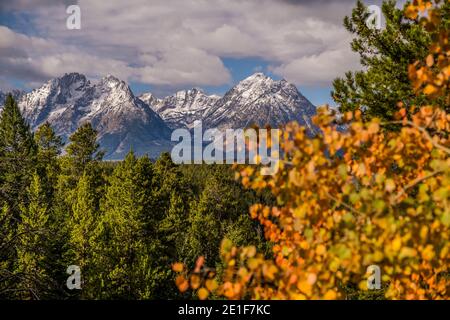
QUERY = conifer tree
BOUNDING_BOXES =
[53,123,105,298]
[16,173,50,299]
[97,152,166,299]
[64,172,100,298]
[0,94,36,217]
[160,192,188,259]
[0,204,16,298]
[65,122,104,173]
[332,0,450,120]
[56,122,104,228]
[34,122,63,201]
[185,174,262,267]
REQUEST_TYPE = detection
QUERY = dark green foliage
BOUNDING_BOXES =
[65,122,104,175]
[184,171,265,267]
[0,204,16,298]
[332,0,450,120]
[0,94,37,217]
[16,173,51,299]
[0,101,269,299]
[35,122,63,202]
[95,152,161,299]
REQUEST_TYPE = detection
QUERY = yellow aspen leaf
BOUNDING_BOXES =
[172,262,184,273]
[421,245,435,261]
[405,5,418,19]
[247,258,259,270]
[426,54,434,67]
[420,226,428,240]
[399,247,417,259]
[205,279,218,292]
[385,179,396,192]
[291,293,307,300]
[392,236,402,252]
[324,290,337,300]
[440,246,449,259]
[316,244,326,255]
[198,288,209,300]
[367,122,380,134]
[190,275,201,290]
[297,280,312,296]
[176,275,189,293]
[358,280,368,291]
[423,84,438,95]
[262,264,278,280]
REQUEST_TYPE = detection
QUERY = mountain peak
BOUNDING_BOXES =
[237,72,278,90]
[204,72,316,131]
[15,73,171,160]
[99,74,124,87]
[60,72,86,81]
[6,72,317,160]
[51,72,88,89]
[245,72,267,80]
[97,75,135,100]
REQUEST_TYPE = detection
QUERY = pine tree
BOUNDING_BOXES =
[63,172,100,298]
[55,121,104,238]
[0,94,36,217]
[65,122,104,176]
[332,0,450,120]
[97,152,166,299]
[151,152,187,216]
[15,173,50,299]
[185,173,263,267]
[0,204,16,298]
[160,192,188,259]
[34,122,63,201]
[51,123,106,296]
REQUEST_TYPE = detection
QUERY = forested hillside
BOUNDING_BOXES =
[0,96,272,299]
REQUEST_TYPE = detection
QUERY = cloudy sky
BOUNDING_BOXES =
[0,0,387,105]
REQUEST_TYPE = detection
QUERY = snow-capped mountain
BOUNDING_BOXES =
[139,73,316,133]
[139,88,220,129]
[5,73,172,159]
[204,73,316,132]
[1,72,317,160]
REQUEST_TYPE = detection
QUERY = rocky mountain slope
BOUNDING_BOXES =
[1,73,172,159]
[139,73,316,133]
[140,89,220,129]
[1,72,317,159]
[205,73,316,132]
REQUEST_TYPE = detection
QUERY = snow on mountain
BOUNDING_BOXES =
[11,73,172,159]
[204,73,316,132]
[139,73,316,133]
[1,72,317,160]
[139,88,220,129]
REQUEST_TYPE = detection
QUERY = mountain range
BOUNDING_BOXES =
[0,72,317,160]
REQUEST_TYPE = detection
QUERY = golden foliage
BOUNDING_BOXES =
[407,0,450,105]
[174,0,450,300]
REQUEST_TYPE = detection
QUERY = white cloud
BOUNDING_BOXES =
[0,0,380,89]
[270,40,361,86]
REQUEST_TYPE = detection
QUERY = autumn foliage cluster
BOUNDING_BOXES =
[174,0,450,300]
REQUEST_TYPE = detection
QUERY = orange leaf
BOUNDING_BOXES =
[198,287,209,300]
[172,262,184,273]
